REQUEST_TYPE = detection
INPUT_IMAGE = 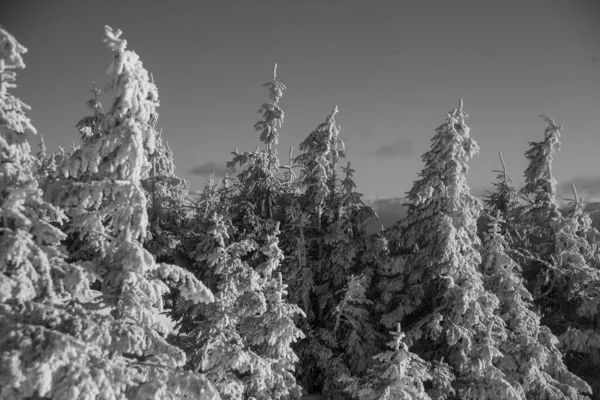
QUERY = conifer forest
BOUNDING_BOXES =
[2,25,600,400]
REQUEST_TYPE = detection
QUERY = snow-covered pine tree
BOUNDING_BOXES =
[0,26,103,398]
[521,116,562,212]
[171,213,262,399]
[170,212,304,399]
[481,211,591,398]
[483,152,521,217]
[508,117,600,396]
[76,82,104,144]
[288,106,386,399]
[341,323,432,400]
[142,130,195,265]
[37,26,219,398]
[513,116,563,286]
[226,63,286,221]
[548,187,600,397]
[380,100,521,399]
[169,65,304,398]
[34,135,55,181]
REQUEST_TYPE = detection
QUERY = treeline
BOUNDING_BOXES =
[1,25,599,400]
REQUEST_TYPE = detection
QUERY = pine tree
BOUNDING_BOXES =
[341,323,432,400]
[142,130,195,265]
[483,152,521,217]
[549,187,600,397]
[172,213,262,399]
[288,106,385,398]
[31,26,219,398]
[226,64,286,221]
[481,211,591,398]
[75,82,104,144]
[508,117,600,396]
[170,65,304,399]
[381,100,521,399]
[170,212,304,399]
[513,116,563,286]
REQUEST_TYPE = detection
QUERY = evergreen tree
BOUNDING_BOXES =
[481,211,591,398]
[226,64,286,221]
[75,82,104,144]
[381,101,521,399]
[142,130,195,265]
[483,152,521,217]
[549,188,600,397]
[36,26,218,398]
[288,106,385,398]
[169,65,304,399]
[34,135,56,181]
[171,212,304,399]
[341,323,432,400]
[512,116,563,286]
[507,117,600,396]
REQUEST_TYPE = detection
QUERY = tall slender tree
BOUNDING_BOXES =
[381,101,522,399]
[505,117,600,397]
[169,65,305,399]
[288,106,385,398]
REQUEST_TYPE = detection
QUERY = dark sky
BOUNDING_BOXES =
[3,0,600,201]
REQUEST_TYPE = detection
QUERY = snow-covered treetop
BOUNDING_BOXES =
[0,28,26,92]
[0,27,75,306]
[484,151,520,215]
[0,27,37,136]
[296,105,343,211]
[76,82,104,143]
[58,25,159,184]
[255,63,286,150]
[521,115,562,208]
[401,99,481,232]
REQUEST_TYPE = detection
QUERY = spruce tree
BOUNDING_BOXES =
[341,323,432,400]
[481,211,591,398]
[513,116,563,284]
[381,101,521,399]
[289,106,385,398]
[509,117,600,396]
[32,26,219,398]
[549,188,600,397]
[142,131,195,265]
[226,63,286,221]
[170,65,304,399]
[483,152,521,217]
[171,212,304,399]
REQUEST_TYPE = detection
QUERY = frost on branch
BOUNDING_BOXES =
[0,301,220,400]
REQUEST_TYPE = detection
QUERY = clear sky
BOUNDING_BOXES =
[3,0,600,204]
